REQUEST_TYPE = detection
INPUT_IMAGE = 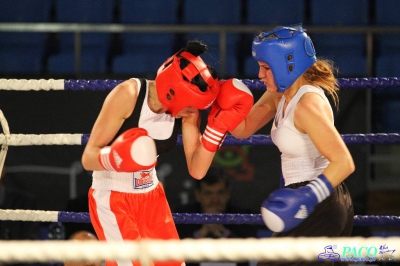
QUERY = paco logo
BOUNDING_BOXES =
[318,244,396,263]
[318,245,340,262]
[342,246,378,259]
[378,244,396,261]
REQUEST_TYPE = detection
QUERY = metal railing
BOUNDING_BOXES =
[1,23,400,76]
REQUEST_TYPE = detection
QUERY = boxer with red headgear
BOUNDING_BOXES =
[82,40,252,266]
[156,44,220,117]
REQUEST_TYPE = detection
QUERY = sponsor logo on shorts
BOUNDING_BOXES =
[133,170,154,189]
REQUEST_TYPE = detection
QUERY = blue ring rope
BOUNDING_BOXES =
[81,133,400,146]
[64,77,400,91]
[57,212,400,227]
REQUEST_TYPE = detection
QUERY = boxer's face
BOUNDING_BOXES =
[174,107,198,118]
[258,62,278,92]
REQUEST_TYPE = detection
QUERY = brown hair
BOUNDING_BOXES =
[302,59,340,110]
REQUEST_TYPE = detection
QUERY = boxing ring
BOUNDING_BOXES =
[0,77,400,264]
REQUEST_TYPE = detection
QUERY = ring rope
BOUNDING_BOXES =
[0,209,58,222]
[0,237,399,263]
[0,133,83,146]
[0,133,399,146]
[0,79,65,91]
[0,110,10,177]
[1,78,400,91]
[1,210,399,227]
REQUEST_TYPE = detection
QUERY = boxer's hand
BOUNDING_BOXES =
[98,128,157,172]
[202,79,253,152]
[261,174,333,232]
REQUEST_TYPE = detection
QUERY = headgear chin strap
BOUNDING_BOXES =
[155,50,219,117]
[252,24,316,92]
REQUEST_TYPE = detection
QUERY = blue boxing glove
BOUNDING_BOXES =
[261,174,333,232]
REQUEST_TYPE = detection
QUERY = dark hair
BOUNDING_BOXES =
[179,40,218,92]
[194,166,230,191]
[186,40,208,56]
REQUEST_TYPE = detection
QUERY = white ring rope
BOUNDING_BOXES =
[0,79,64,91]
[0,237,398,263]
[0,110,10,177]
[0,133,82,145]
[0,111,10,136]
[0,209,58,222]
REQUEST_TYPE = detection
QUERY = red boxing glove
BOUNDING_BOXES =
[98,128,157,172]
[202,78,253,152]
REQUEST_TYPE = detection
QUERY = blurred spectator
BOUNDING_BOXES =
[64,230,102,266]
[174,166,259,266]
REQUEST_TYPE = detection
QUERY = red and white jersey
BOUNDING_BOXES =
[92,78,180,193]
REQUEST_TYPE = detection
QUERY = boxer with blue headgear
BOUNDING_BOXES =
[231,24,354,248]
[252,24,316,92]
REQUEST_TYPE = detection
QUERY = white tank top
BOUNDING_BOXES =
[271,85,333,186]
[92,78,175,193]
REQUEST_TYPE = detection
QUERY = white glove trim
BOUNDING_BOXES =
[307,178,331,203]
[99,147,116,171]
[203,125,225,145]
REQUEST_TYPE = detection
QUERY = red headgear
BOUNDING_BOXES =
[155,50,220,117]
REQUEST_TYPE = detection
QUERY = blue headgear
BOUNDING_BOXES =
[252,24,316,92]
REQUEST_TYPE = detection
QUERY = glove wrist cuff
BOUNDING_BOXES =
[201,125,227,152]
[307,174,333,203]
[98,147,116,171]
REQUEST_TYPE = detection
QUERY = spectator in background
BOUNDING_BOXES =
[174,166,259,266]
[64,230,102,266]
